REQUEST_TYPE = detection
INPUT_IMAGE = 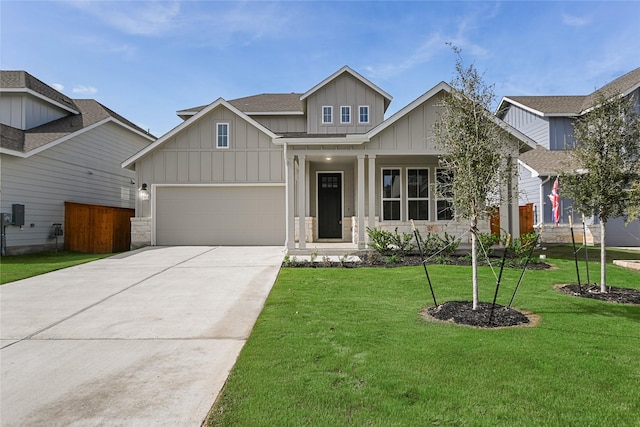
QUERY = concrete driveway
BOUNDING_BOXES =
[0,246,283,426]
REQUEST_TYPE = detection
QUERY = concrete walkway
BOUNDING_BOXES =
[0,246,284,426]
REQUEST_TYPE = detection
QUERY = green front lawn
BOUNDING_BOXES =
[0,251,114,285]
[208,252,640,426]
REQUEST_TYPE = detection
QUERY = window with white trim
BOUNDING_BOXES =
[217,123,229,148]
[382,168,401,221]
[407,168,429,220]
[322,106,333,124]
[359,105,369,124]
[340,106,351,124]
[436,168,454,221]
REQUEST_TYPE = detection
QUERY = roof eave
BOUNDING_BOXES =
[273,134,368,146]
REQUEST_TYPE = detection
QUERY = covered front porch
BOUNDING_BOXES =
[284,151,516,251]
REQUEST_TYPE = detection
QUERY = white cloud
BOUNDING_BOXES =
[67,0,181,36]
[562,13,591,27]
[52,83,64,91]
[72,85,97,95]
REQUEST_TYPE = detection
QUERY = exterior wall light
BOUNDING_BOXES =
[138,183,150,200]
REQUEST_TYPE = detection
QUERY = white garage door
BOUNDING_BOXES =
[155,186,285,246]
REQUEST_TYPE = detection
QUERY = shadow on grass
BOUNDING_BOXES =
[538,295,640,325]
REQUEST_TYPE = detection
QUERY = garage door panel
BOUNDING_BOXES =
[155,186,285,246]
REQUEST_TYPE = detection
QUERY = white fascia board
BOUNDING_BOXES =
[300,66,392,103]
[273,134,368,146]
[367,81,451,139]
[0,88,80,115]
[110,118,156,142]
[0,147,27,158]
[123,98,278,169]
[518,159,540,177]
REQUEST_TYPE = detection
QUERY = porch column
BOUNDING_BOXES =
[499,155,520,238]
[367,155,376,235]
[357,155,366,249]
[285,152,295,250]
[298,154,306,249]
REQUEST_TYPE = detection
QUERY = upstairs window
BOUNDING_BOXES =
[322,106,333,124]
[217,123,229,148]
[359,105,369,123]
[436,168,454,220]
[382,168,401,221]
[340,106,351,124]
[407,168,429,220]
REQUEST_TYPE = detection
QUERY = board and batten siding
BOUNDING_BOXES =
[517,165,541,220]
[252,115,306,134]
[136,105,284,186]
[306,73,385,134]
[549,117,576,150]
[0,93,69,130]
[0,122,149,252]
[503,105,550,149]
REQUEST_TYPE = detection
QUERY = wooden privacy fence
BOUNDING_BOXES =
[64,202,134,253]
[489,203,534,237]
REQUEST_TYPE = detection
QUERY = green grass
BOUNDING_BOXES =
[0,251,114,284]
[208,250,640,426]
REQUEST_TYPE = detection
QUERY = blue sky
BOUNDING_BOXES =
[2,1,639,137]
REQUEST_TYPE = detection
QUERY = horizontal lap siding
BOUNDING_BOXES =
[0,123,149,251]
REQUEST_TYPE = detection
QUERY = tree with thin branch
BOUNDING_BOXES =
[434,47,516,310]
[561,91,640,293]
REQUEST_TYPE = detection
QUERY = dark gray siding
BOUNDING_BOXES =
[549,117,575,150]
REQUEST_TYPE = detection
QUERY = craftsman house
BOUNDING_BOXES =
[1,71,155,255]
[123,66,536,250]
[496,67,640,246]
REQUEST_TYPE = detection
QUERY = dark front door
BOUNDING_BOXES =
[318,173,342,239]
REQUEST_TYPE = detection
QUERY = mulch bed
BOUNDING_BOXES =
[557,284,640,305]
[423,301,534,328]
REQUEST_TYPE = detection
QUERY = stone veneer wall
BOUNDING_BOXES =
[536,224,600,245]
[130,217,151,249]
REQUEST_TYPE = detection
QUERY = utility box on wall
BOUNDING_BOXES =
[12,204,25,226]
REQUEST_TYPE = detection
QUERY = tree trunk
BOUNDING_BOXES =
[471,221,479,310]
[600,220,607,293]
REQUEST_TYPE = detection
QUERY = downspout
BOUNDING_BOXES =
[283,142,290,248]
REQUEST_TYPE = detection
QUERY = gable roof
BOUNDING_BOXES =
[368,81,536,153]
[1,70,79,114]
[123,97,278,169]
[177,93,305,119]
[497,67,640,118]
[518,145,578,177]
[300,66,393,112]
[1,99,155,157]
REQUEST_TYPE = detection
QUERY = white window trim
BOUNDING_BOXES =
[435,168,454,221]
[381,168,402,221]
[322,106,333,124]
[406,167,430,221]
[216,122,229,149]
[358,105,370,124]
[340,106,351,124]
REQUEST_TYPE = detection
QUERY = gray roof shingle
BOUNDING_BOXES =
[503,67,640,116]
[1,70,78,112]
[178,93,305,116]
[1,99,153,153]
[519,146,578,175]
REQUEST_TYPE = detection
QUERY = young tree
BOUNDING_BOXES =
[434,47,516,310]
[561,91,640,293]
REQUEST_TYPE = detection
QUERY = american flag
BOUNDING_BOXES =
[548,178,560,225]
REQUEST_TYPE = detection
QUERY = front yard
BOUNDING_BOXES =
[208,249,640,426]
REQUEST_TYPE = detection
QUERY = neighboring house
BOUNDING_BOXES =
[496,67,640,246]
[1,71,156,255]
[123,66,536,250]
